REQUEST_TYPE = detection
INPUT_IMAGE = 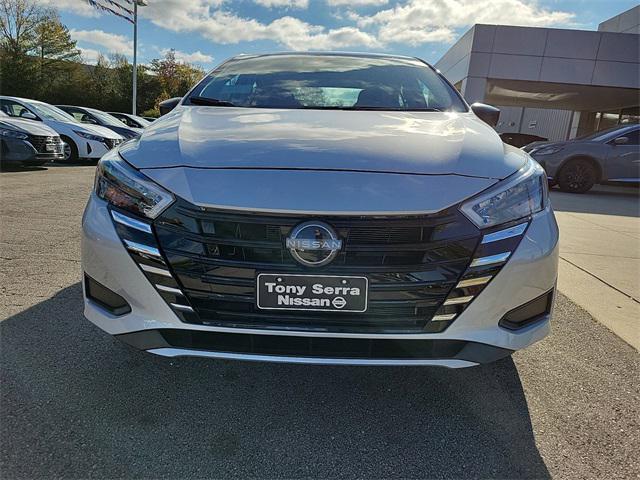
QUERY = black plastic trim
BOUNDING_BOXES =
[499,289,555,331]
[84,274,131,316]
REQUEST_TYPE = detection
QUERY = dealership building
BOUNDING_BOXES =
[435,5,640,141]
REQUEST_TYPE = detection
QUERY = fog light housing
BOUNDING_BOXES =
[84,274,131,316]
[499,289,554,330]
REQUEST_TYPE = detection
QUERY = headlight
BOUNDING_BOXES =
[530,145,562,156]
[460,157,548,229]
[74,130,105,143]
[1,128,28,140]
[94,150,174,219]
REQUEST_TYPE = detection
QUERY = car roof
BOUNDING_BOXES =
[57,105,87,111]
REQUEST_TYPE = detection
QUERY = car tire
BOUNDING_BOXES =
[60,136,79,163]
[557,158,597,193]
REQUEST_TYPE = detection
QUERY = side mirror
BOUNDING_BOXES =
[84,117,98,125]
[20,111,37,120]
[471,103,500,128]
[159,97,182,116]
[614,136,629,145]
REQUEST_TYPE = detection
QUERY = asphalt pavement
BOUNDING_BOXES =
[1,165,639,479]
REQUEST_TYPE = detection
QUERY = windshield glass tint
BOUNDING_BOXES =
[89,109,128,127]
[130,114,150,127]
[30,102,77,122]
[190,55,467,112]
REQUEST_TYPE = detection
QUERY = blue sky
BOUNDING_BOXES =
[43,0,638,69]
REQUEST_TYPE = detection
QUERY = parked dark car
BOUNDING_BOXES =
[500,132,547,148]
[56,106,142,140]
[108,112,151,129]
[0,111,64,167]
[524,124,640,193]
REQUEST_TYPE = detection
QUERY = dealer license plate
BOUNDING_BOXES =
[256,274,368,313]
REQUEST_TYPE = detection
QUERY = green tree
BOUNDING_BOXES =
[33,9,81,98]
[150,49,204,103]
[0,0,42,95]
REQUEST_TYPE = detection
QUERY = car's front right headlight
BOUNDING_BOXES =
[94,150,174,219]
[460,157,548,229]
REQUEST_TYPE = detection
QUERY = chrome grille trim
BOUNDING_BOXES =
[140,264,172,277]
[111,210,152,233]
[481,223,527,244]
[470,252,511,267]
[170,303,194,312]
[432,313,457,321]
[123,239,162,258]
[456,276,492,288]
[156,284,183,295]
[443,295,474,306]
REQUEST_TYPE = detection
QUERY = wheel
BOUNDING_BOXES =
[557,159,597,193]
[59,136,78,163]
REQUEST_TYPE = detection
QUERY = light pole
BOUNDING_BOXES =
[132,1,147,116]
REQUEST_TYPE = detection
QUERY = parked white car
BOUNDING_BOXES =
[0,96,123,162]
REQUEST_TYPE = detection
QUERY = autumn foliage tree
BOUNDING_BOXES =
[0,0,206,117]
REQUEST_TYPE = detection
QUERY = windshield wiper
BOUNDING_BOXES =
[189,96,236,107]
[299,106,444,112]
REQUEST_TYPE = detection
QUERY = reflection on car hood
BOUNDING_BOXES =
[120,107,526,179]
[523,140,569,152]
[0,117,59,136]
[72,122,122,139]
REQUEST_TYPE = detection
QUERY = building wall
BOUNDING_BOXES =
[598,5,640,34]
[434,18,639,138]
[435,24,639,93]
[495,106,574,142]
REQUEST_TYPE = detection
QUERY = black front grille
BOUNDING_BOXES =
[153,200,482,333]
[28,135,63,154]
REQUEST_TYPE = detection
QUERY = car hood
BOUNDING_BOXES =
[71,122,122,139]
[120,107,526,179]
[0,118,58,136]
[523,140,569,152]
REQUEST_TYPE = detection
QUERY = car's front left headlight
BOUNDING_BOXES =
[94,150,174,219]
[1,128,28,140]
[460,157,548,229]
[74,130,106,143]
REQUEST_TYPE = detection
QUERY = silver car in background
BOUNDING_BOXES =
[81,53,558,368]
[525,124,640,193]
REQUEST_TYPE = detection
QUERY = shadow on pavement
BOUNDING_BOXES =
[551,184,640,217]
[1,284,550,479]
[0,164,48,172]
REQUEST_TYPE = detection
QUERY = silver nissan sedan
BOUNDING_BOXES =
[81,53,559,368]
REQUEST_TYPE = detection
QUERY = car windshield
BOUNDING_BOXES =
[188,54,467,112]
[30,102,78,123]
[88,108,129,127]
[128,114,150,127]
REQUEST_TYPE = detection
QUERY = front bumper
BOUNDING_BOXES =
[82,194,559,367]
[80,139,122,159]
[1,137,64,163]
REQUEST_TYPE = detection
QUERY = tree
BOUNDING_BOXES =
[33,9,81,97]
[0,0,42,95]
[34,10,79,64]
[150,49,204,102]
[0,0,40,56]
